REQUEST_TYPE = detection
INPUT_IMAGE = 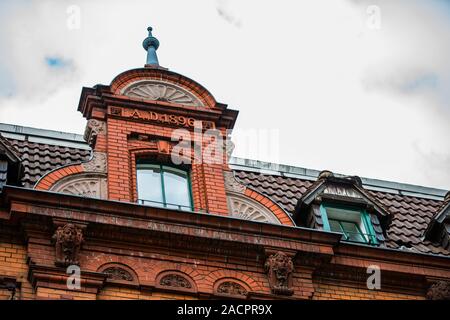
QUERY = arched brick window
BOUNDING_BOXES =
[97,263,139,285]
[155,271,197,293]
[214,278,250,298]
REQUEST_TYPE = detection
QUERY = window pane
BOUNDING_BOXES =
[340,221,366,243]
[162,166,191,210]
[328,219,342,233]
[323,205,373,244]
[137,164,164,207]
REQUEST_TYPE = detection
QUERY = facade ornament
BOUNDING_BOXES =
[52,223,84,267]
[217,281,247,296]
[223,171,246,194]
[110,107,122,116]
[227,193,280,224]
[143,26,160,67]
[83,119,106,147]
[123,81,203,107]
[159,274,192,289]
[82,152,107,173]
[427,280,450,300]
[50,174,107,199]
[103,267,134,282]
[318,170,334,180]
[224,139,235,162]
[264,251,294,296]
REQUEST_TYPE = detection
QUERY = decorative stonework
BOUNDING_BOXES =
[50,173,107,199]
[122,81,203,107]
[322,185,363,199]
[427,280,450,300]
[264,252,294,296]
[82,152,107,173]
[103,267,134,282]
[217,281,247,296]
[83,119,106,147]
[52,223,84,267]
[160,274,192,289]
[223,171,246,194]
[224,140,235,162]
[227,193,280,224]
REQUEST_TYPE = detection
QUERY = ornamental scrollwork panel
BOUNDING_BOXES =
[159,274,192,289]
[227,193,280,224]
[103,267,134,282]
[50,173,107,199]
[122,81,204,107]
[216,281,247,296]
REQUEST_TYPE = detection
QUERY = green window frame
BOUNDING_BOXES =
[319,202,378,245]
[136,161,194,211]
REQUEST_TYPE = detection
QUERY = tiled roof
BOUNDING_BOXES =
[233,170,449,256]
[0,123,91,188]
[1,123,448,256]
[6,139,91,188]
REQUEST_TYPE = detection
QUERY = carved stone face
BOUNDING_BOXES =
[61,224,79,245]
[271,253,293,283]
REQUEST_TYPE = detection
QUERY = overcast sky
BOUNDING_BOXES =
[0,0,449,190]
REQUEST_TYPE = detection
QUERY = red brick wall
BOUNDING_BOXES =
[312,279,424,300]
[0,230,34,300]
[103,116,229,215]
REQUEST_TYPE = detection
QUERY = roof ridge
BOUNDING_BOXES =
[0,123,89,150]
[229,157,447,201]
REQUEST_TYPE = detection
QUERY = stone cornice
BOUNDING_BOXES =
[2,186,340,246]
[27,264,107,293]
[78,87,238,130]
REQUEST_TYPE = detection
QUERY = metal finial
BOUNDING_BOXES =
[143,26,160,67]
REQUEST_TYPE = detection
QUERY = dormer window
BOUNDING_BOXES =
[295,171,388,246]
[320,203,378,245]
[136,160,193,211]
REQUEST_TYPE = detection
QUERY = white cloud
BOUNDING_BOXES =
[0,0,449,189]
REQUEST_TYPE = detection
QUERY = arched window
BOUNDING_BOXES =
[136,160,193,211]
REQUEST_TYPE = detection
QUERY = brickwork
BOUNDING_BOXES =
[98,286,196,300]
[312,279,425,300]
[244,188,294,226]
[35,287,95,300]
[0,230,34,300]
[35,164,84,190]
[104,114,229,215]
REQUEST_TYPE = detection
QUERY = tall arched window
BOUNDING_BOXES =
[136,160,193,211]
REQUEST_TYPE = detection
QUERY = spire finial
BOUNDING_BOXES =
[143,26,160,67]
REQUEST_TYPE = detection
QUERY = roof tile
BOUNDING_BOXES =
[234,170,449,256]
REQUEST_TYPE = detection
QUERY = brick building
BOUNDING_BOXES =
[0,27,449,300]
